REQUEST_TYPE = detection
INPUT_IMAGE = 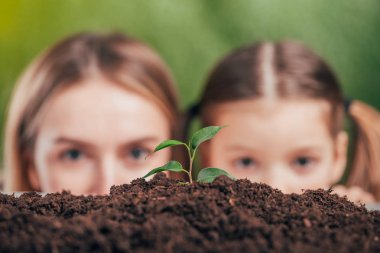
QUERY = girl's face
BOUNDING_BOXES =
[29,77,171,195]
[204,99,348,194]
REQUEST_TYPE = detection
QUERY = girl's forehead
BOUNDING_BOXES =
[210,98,333,144]
[211,98,331,119]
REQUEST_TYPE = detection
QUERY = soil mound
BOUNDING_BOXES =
[1,173,379,252]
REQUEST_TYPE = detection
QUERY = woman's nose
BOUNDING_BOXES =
[96,156,118,194]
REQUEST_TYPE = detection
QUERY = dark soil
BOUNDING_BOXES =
[0,173,379,253]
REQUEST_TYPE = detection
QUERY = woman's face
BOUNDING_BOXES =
[203,99,348,194]
[30,76,171,195]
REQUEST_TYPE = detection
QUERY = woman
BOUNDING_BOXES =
[4,32,179,195]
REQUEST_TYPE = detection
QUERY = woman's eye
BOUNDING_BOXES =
[61,149,84,161]
[129,147,150,161]
[235,157,256,169]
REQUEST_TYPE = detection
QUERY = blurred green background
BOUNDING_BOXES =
[0,0,380,169]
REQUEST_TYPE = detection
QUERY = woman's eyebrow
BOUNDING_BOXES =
[54,137,91,147]
[55,136,161,147]
[53,137,98,153]
[119,137,162,148]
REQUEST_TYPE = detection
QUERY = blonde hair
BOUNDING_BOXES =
[347,101,380,199]
[4,32,179,191]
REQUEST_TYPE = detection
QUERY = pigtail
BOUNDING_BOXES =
[346,100,380,200]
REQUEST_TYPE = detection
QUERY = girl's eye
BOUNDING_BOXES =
[235,157,256,169]
[293,156,314,169]
[294,157,310,166]
[61,149,84,161]
[129,147,150,161]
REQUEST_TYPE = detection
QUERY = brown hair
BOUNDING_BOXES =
[187,40,380,200]
[4,32,179,191]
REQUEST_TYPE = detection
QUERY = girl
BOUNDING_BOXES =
[187,40,380,203]
[3,32,179,195]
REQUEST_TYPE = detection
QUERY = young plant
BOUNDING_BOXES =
[142,126,235,183]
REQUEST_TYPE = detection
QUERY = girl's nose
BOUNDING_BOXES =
[261,165,289,194]
[96,156,118,195]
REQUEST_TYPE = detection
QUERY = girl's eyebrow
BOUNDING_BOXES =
[225,145,261,152]
[290,146,325,153]
[225,145,324,153]
[285,146,325,159]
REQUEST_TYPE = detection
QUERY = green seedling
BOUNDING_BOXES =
[143,126,235,183]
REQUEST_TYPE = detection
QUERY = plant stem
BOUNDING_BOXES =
[185,145,193,183]
[183,170,191,183]
[189,158,193,183]
[188,147,197,184]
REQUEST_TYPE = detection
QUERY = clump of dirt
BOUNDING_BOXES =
[0,173,379,253]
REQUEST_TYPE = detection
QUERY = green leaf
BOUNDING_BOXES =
[142,161,187,179]
[190,126,225,151]
[154,140,186,152]
[196,167,235,183]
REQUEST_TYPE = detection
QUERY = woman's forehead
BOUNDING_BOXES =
[35,79,170,144]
